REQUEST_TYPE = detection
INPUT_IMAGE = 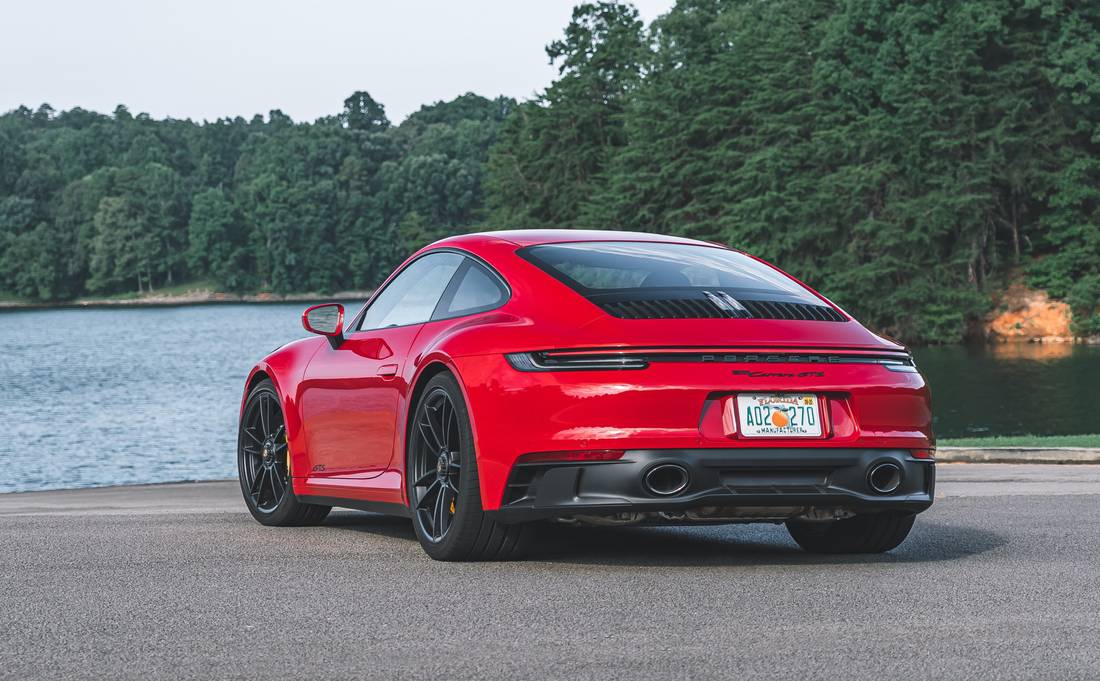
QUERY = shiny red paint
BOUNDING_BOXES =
[242,230,934,513]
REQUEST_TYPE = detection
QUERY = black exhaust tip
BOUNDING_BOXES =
[644,464,690,496]
[868,462,902,494]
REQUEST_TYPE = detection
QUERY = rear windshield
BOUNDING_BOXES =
[520,241,819,303]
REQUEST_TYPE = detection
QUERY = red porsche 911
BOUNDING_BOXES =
[238,230,934,560]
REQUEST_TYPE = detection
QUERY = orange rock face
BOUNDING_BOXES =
[987,282,1073,342]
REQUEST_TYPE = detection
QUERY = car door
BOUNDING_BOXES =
[298,252,465,478]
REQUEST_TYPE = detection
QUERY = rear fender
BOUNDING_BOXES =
[401,352,477,506]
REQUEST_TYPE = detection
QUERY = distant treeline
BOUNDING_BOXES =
[0,90,512,301]
[1,0,1098,343]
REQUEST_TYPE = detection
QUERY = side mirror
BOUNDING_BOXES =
[302,303,344,348]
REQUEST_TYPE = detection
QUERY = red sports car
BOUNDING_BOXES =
[238,230,934,560]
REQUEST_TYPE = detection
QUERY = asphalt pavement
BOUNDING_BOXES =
[2,464,1098,680]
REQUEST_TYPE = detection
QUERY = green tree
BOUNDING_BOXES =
[88,196,154,293]
[187,188,254,291]
[486,1,648,227]
[340,91,390,132]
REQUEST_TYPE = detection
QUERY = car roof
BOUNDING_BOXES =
[432,229,720,249]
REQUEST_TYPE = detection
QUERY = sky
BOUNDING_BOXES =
[1,0,676,125]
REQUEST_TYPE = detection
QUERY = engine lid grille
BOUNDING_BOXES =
[598,292,846,322]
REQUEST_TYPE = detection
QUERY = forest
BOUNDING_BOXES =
[1,0,1098,343]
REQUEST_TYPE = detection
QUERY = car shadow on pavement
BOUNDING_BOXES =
[321,511,1004,567]
[323,511,417,541]
[524,520,1006,567]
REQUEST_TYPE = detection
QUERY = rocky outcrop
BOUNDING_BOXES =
[987,282,1074,342]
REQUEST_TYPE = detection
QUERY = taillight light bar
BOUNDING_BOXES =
[505,352,648,371]
[505,349,919,372]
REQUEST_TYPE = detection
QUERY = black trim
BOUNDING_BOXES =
[489,448,935,523]
[298,495,411,517]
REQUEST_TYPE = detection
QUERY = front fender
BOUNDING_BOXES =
[239,337,325,480]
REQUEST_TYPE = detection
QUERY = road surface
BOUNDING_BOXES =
[2,464,1098,680]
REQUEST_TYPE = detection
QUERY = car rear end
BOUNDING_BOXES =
[450,238,934,537]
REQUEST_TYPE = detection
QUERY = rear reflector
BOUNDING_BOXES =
[517,449,625,464]
[910,448,936,460]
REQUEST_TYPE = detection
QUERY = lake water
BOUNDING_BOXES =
[1,304,1098,493]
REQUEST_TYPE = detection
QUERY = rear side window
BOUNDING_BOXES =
[521,242,817,301]
[441,261,506,316]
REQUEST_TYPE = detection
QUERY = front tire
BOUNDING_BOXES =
[238,379,330,526]
[407,372,533,561]
[786,512,916,554]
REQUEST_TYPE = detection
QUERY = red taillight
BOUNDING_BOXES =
[517,449,625,464]
[910,448,936,460]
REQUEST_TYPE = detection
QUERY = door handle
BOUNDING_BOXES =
[377,363,398,377]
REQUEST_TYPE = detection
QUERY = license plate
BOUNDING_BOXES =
[736,393,822,438]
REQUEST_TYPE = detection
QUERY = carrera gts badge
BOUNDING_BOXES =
[732,369,825,378]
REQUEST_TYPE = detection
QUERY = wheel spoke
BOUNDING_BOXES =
[439,399,451,449]
[259,395,270,437]
[419,418,442,451]
[429,403,448,450]
[417,480,441,510]
[413,469,437,488]
[244,428,263,445]
[269,468,285,499]
[433,486,446,538]
[439,483,454,529]
[444,406,456,451]
[250,466,266,497]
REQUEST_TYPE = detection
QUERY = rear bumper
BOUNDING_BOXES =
[487,448,934,523]
[453,352,933,511]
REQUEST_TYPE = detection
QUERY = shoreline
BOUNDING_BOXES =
[0,289,372,312]
[2,292,1096,344]
[4,448,1100,496]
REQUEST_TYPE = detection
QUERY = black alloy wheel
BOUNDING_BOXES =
[406,372,533,561]
[410,387,462,542]
[241,389,289,512]
[238,379,330,526]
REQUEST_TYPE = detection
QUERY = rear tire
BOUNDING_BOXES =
[238,379,331,527]
[786,511,916,554]
[407,372,533,561]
